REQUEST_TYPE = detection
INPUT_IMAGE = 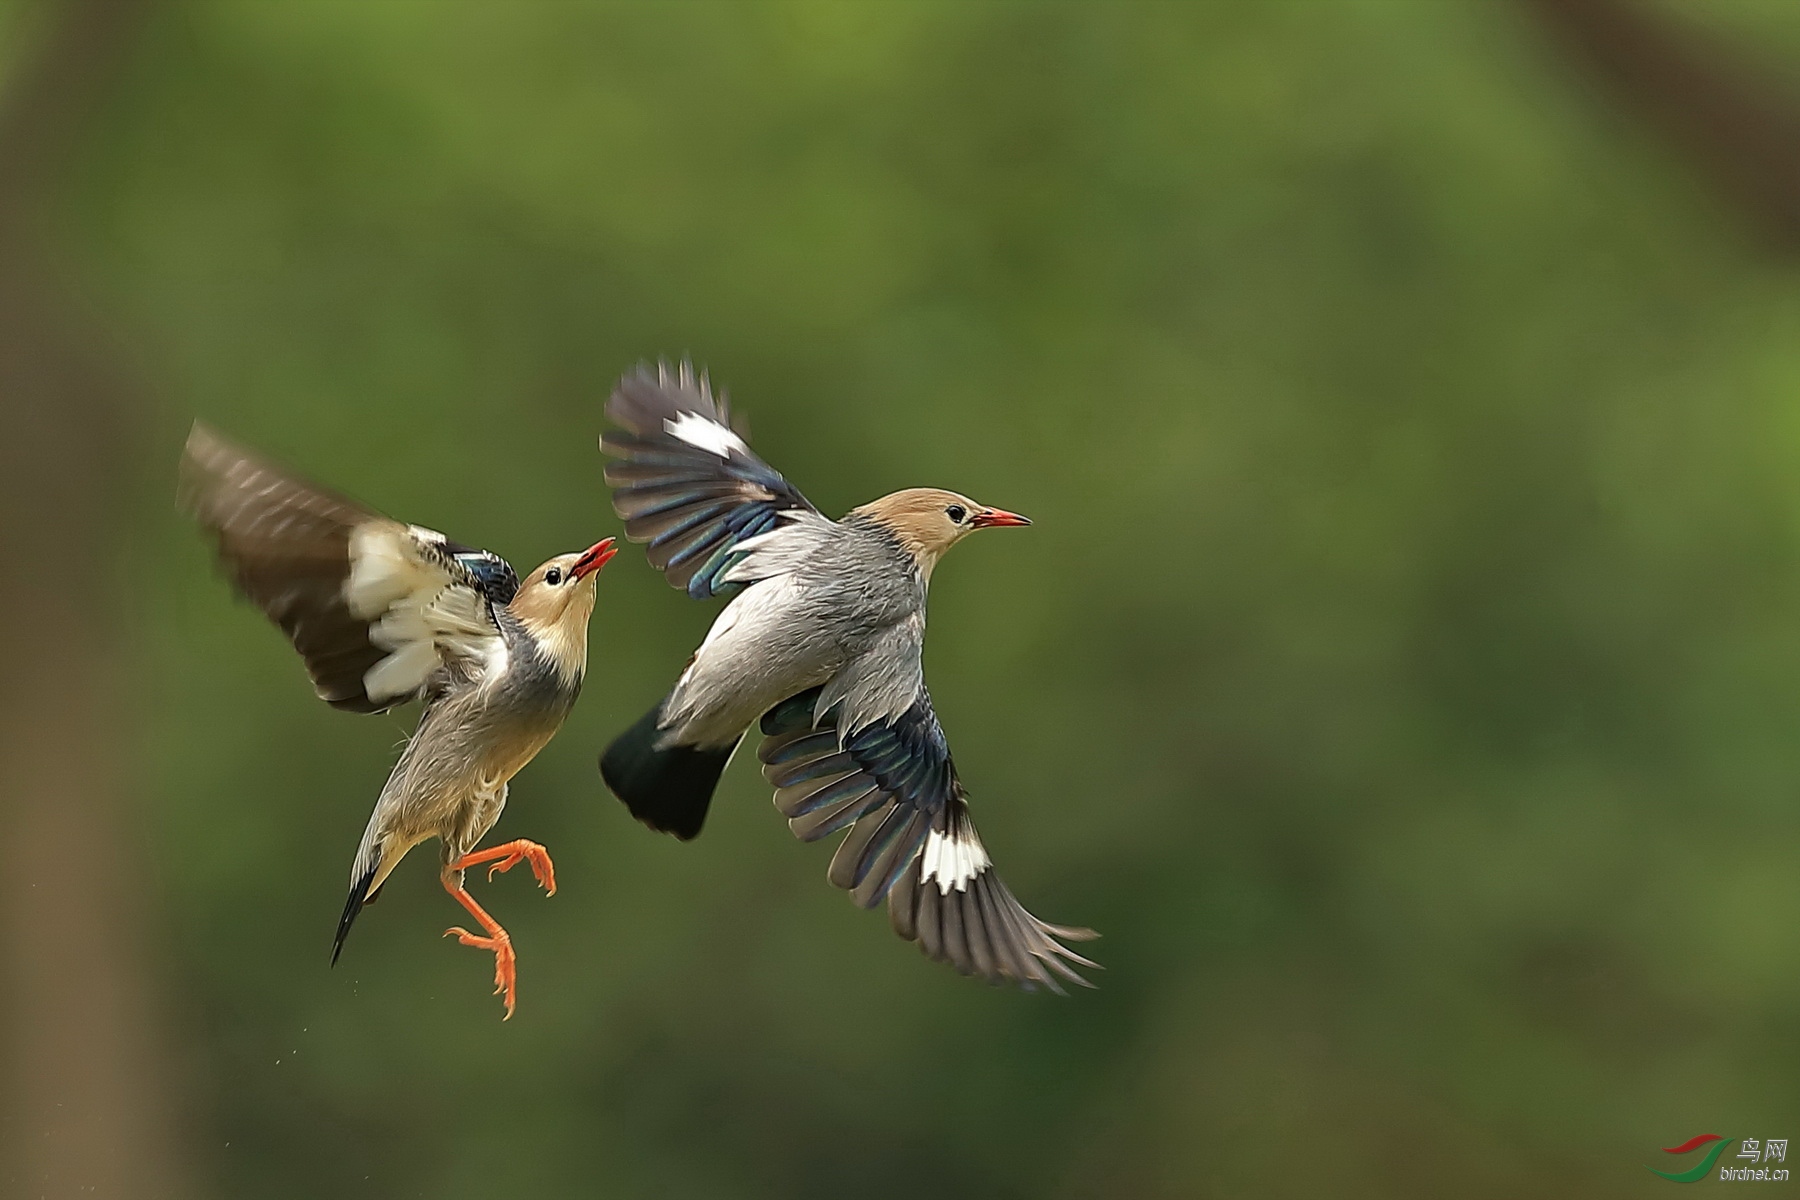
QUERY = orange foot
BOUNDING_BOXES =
[440,840,556,1020]
[451,839,556,895]
[443,922,517,1015]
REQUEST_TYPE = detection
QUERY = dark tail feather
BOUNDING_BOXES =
[331,862,380,966]
[600,698,735,841]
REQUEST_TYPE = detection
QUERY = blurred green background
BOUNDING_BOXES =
[8,0,1800,1196]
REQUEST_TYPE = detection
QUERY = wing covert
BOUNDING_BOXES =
[757,687,1098,992]
[601,361,816,599]
[180,423,513,713]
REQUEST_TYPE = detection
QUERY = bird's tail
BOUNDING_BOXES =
[331,859,381,966]
[600,697,736,841]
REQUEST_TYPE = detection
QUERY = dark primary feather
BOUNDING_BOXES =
[180,424,392,712]
[758,688,1098,992]
[332,858,382,965]
[601,361,816,598]
[179,422,515,713]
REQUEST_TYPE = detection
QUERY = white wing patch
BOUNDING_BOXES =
[362,639,439,704]
[345,525,435,620]
[344,524,505,704]
[920,825,992,894]
[665,411,748,458]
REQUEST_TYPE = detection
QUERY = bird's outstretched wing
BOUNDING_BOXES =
[179,423,516,713]
[601,361,817,598]
[758,687,1098,992]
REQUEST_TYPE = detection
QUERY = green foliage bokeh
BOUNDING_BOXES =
[43,0,1800,1195]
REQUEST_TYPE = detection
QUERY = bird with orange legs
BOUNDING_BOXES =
[180,424,616,1017]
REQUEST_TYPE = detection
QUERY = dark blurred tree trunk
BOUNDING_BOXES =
[1522,0,1800,252]
[0,2,190,1198]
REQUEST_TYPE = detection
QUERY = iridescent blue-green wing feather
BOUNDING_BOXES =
[601,361,816,599]
[441,542,518,605]
[757,687,1099,992]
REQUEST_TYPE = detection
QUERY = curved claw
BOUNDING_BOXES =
[443,925,517,1016]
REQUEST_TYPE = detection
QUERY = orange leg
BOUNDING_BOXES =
[442,879,519,1019]
[440,840,556,1020]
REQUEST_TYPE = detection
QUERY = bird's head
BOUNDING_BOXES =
[508,537,617,677]
[853,488,1030,579]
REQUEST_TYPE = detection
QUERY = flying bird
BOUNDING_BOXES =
[179,423,616,1018]
[598,363,1097,991]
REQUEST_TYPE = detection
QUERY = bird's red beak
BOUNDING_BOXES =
[569,537,618,581]
[969,507,1031,529]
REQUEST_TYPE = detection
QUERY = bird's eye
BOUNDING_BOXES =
[545,567,563,586]
[945,504,967,524]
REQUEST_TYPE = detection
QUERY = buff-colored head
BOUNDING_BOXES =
[852,488,1030,579]
[508,537,616,679]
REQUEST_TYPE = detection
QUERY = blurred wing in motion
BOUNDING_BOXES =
[601,360,817,599]
[179,422,516,713]
[758,687,1098,992]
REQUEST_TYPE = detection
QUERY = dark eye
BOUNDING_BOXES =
[545,567,563,586]
[945,504,967,524]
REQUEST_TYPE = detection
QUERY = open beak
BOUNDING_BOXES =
[969,507,1031,529]
[569,537,618,581]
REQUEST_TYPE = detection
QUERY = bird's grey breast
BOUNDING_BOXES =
[487,609,583,729]
[733,516,922,667]
[800,516,926,627]
[412,612,578,786]
[665,516,925,745]
[803,517,928,734]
